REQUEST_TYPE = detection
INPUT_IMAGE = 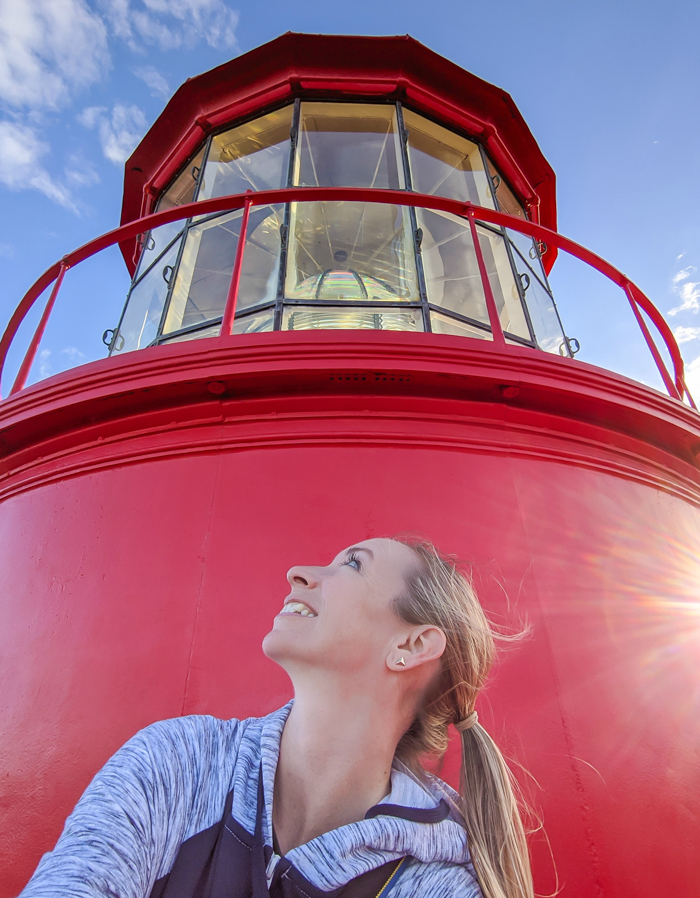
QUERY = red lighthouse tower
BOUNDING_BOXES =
[1,33,699,897]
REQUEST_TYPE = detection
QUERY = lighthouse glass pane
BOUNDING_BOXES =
[485,158,527,220]
[282,306,423,332]
[285,201,419,302]
[163,204,283,334]
[417,208,489,326]
[295,103,404,189]
[160,307,275,343]
[476,225,531,341]
[161,323,223,343]
[506,237,567,353]
[112,237,183,354]
[506,228,548,283]
[417,209,530,341]
[198,106,293,200]
[160,146,205,209]
[137,147,205,278]
[232,308,275,334]
[403,109,493,207]
[430,310,492,340]
[523,273,569,355]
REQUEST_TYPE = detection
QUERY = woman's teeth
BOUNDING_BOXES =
[280,602,317,617]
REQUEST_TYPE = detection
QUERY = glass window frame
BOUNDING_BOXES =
[122,98,560,351]
[134,146,208,283]
[505,233,570,353]
[110,235,185,356]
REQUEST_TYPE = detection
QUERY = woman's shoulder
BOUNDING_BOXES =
[120,713,243,773]
[395,857,483,898]
[132,701,291,758]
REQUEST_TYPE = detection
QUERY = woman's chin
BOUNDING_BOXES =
[262,625,296,662]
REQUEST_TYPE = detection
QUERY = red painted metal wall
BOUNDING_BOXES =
[1,333,699,897]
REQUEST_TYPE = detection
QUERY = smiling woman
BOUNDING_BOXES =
[17,538,531,898]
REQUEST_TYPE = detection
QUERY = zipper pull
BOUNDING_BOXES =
[266,852,281,888]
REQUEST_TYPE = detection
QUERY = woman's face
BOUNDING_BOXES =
[263,538,421,676]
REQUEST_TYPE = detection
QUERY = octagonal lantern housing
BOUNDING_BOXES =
[109,34,570,358]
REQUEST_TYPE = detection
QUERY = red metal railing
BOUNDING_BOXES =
[0,187,694,407]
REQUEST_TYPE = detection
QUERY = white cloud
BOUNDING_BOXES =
[684,355,700,403]
[61,346,86,361]
[134,65,170,99]
[100,0,238,51]
[673,326,700,344]
[0,242,14,258]
[669,266,700,316]
[0,120,75,209]
[65,152,100,187]
[39,348,52,378]
[79,103,147,164]
[37,346,86,381]
[78,105,107,129]
[672,266,695,284]
[0,0,109,110]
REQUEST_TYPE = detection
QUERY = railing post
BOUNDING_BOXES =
[221,195,253,336]
[622,281,681,401]
[10,260,69,396]
[466,208,506,348]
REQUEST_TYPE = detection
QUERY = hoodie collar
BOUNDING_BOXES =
[252,701,471,891]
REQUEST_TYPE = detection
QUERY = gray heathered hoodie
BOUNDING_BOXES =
[18,702,483,897]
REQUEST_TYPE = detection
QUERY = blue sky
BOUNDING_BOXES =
[1,0,699,400]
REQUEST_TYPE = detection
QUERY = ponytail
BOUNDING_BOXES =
[392,538,534,898]
[458,723,533,898]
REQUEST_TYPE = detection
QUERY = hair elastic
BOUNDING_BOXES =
[454,711,478,732]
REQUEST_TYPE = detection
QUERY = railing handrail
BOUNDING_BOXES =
[0,186,693,407]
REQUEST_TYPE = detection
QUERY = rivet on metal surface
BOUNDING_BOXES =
[207,381,225,395]
[500,384,520,399]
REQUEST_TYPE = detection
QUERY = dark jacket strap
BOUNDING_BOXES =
[336,857,406,898]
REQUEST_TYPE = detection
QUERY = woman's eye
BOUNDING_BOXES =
[341,553,361,571]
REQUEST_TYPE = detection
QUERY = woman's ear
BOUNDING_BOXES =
[388,625,446,670]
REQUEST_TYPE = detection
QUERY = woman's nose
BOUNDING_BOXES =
[286,565,320,588]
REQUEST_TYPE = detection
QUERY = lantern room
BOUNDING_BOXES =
[109,34,569,358]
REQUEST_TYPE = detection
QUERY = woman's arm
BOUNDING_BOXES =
[17,715,243,898]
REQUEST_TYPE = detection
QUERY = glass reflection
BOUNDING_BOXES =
[160,308,275,343]
[198,106,293,200]
[418,208,489,327]
[296,103,404,189]
[112,237,183,354]
[404,109,493,207]
[285,202,419,302]
[283,306,423,331]
[161,323,222,343]
[476,225,531,341]
[232,309,275,334]
[506,238,568,354]
[417,210,530,340]
[163,204,283,335]
[507,228,547,283]
[485,158,526,219]
[136,146,204,278]
[521,271,569,355]
[430,310,492,339]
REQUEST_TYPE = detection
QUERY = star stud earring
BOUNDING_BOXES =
[397,657,406,666]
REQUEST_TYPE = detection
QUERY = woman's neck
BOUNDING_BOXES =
[272,680,408,855]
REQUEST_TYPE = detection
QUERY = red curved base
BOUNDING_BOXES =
[1,333,699,897]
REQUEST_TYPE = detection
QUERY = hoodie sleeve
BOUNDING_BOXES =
[17,715,244,898]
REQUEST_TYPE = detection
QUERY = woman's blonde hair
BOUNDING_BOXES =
[393,538,534,898]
